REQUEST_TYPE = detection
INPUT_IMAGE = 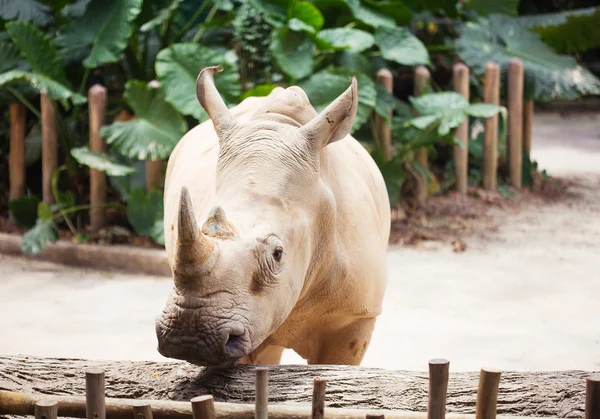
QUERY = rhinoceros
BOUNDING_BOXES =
[155,66,390,367]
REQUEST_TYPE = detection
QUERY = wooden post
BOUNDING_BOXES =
[9,103,27,204]
[414,65,431,203]
[312,377,327,419]
[523,100,534,156]
[366,415,385,419]
[475,368,502,419]
[507,58,524,189]
[375,68,393,162]
[85,369,106,419]
[146,161,163,192]
[41,94,57,205]
[88,85,107,232]
[427,359,450,419]
[132,401,153,419]
[453,63,470,195]
[190,396,215,419]
[35,400,58,419]
[255,367,269,419]
[483,62,500,191]
[586,375,600,419]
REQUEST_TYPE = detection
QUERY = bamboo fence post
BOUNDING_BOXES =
[475,368,502,419]
[414,65,431,203]
[85,369,106,419]
[312,377,327,419]
[427,359,450,419]
[453,63,470,194]
[9,103,26,204]
[523,100,534,156]
[146,80,164,192]
[256,367,269,419]
[41,94,57,205]
[35,400,58,419]
[190,396,215,419]
[483,62,500,191]
[375,68,393,162]
[586,375,600,419]
[88,84,107,232]
[508,58,524,188]
[132,401,153,419]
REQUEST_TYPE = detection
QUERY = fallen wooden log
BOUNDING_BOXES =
[0,356,593,418]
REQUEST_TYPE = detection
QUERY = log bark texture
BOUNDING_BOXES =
[0,356,593,418]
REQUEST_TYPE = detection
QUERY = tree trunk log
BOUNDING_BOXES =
[0,356,592,418]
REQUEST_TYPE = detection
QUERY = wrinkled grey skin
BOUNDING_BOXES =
[155,67,390,367]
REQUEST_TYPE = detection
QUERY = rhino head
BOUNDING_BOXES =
[155,66,358,367]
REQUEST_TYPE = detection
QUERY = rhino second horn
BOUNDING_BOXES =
[196,66,237,138]
[174,186,215,282]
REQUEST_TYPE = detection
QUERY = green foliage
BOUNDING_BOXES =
[126,188,164,245]
[317,28,374,52]
[466,0,519,16]
[0,0,52,26]
[8,195,40,228]
[71,147,137,176]
[57,0,143,68]
[374,26,430,66]
[0,70,85,107]
[270,27,315,79]
[100,81,188,160]
[455,14,600,101]
[21,203,59,255]
[155,43,240,121]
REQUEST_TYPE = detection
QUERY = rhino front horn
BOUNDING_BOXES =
[174,186,216,283]
[196,66,238,138]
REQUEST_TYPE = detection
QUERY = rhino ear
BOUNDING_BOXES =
[196,66,239,138]
[299,77,358,148]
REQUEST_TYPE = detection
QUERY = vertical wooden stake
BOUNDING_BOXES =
[427,359,450,419]
[88,85,107,232]
[508,58,524,189]
[145,160,163,192]
[312,377,327,419]
[34,400,58,419]
[586,375,600,419]
[9,103,27,204]
[85,369,106,419]
[132,401,153,419]
[475,368,502,419]
[414,65,431,203]
[483,62,500,191]
[375,68,394,162]
[41,94,57,205]
[190,396,215,419]
[255,366,269,419]
[523,100,534,156]
[453,63,470,195]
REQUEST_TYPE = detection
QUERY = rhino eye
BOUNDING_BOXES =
[272,247,283,262]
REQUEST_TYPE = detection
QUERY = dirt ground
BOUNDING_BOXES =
[0,111,599,372]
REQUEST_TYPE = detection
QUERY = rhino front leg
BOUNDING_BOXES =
[239,344,285,365]
[309,317,376,365]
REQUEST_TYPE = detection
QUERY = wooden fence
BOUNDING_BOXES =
[0,359,599,419]
[6,59,532,230]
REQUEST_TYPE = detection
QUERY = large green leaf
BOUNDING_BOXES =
[299,67,376,132]
[363,0,412,25]
[6,21,68,85]
[8,195,40,228]
[317,28,374,52]
[71,146,137,176]
[0,0,52,25]
[455,14,600,101]
[127,188,164,245]
[518,6,599,28]
[343,0,395,28]
[374,26,430,66]
[270,27,315,80]
[289,1,324,31]
[0,70,86,108]
[406,92,504,136]
[0,41,20,73]
[21,219,58,255]
[140,0,182,33]
[100,81,187,160]
[241,84,278,100]
[155,43,240,121]
[249,0,288,19]
[375,84,412,122]
[466,0,519,16]
[57,0,143,68]
[61,0,91,18]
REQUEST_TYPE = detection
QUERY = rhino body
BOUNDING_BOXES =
[156,67,390,366]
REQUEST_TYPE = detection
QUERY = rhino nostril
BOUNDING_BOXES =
[225,331,245,356]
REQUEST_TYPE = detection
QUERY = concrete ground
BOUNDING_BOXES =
[1,111,599,372]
